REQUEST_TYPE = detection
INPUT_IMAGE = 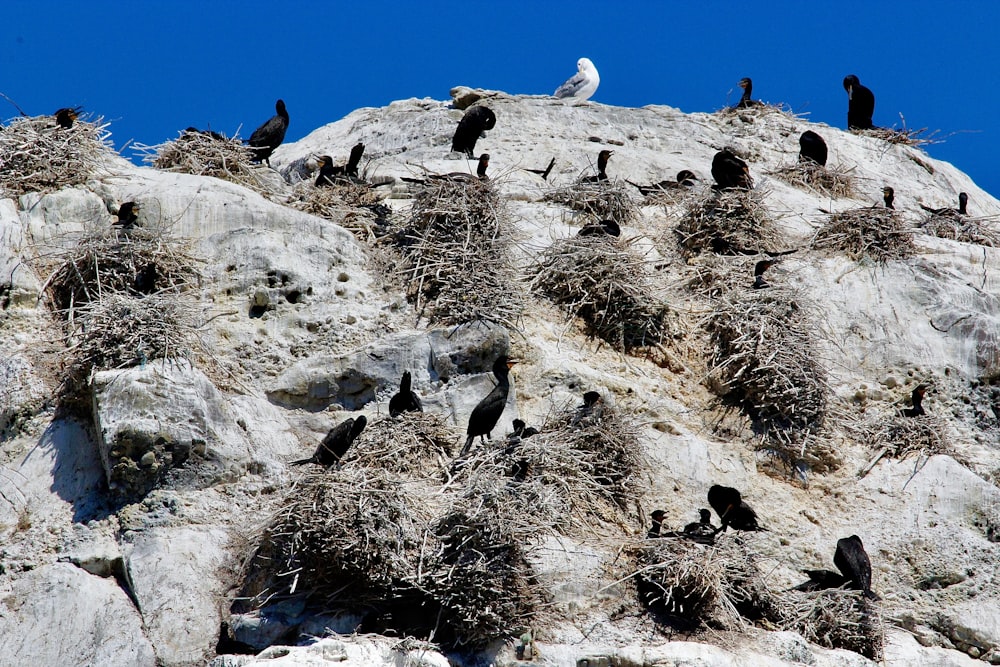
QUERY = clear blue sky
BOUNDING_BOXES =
[3,1,997,196]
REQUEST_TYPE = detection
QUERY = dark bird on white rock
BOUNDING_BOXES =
[580,149,613,183]
[451,106,496,158]
[921,193,969,217]
[708,484,765,532]
[460,356,517,455]
[798,131,828,167]
[291,416,367,466]
[388,371,422,417]
[247,99,289,166]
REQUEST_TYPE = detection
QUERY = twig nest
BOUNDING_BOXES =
[920,213,1000,247]
[859,413,952,461]
[812,207,915,261]
[852,126,938,146]
[287,182,388,241]
[342,412,459,475]
[769,161,855,199]
[543,181,638,226]
[777,589,884,661]
[676,189,783,258]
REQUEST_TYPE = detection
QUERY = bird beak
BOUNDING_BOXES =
[847,86,853,100]
[506,360,518,370]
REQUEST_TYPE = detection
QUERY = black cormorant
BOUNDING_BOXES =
[388,371,423,417]
[248,99,289,166]
[316,142,367,186]
[798,131,828,167]
[451,105,496,158]
[577,219,621,238]
[735,77,760,109]
[753,259,776,289]
[647,509,667,538]
[54,106,82,129]
[133,262,158,295]
[711,149,752,190]
[291,415,368,466]
[571,390,605,426]
[460,355,516,455]
[580,150,613,183]
[708,484,764,532]
[114,202,139,229]
[843,75,875,130]
[900,384,928,417]
[402,153,490,185]
[834,535,879,600]
[627,170,699,195]
[184,127,226,141]
[511,419,539,439]
[921,193,969,217]
[681,508,719,545]
[882,186,895,210]
[524,157,556,181]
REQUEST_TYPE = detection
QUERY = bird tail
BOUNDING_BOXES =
[459,435,475,457]
[289,458,312,466]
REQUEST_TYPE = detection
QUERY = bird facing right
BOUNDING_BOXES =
[461,355,517,455]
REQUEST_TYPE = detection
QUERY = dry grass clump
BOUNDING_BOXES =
[778,590,884,660]
[0,114,116,197]
[344,412,458,475]
[920,213,1000,247]
[675,189,784,258]
[811,207,914,262]
[769,161,855,199]
[529,235,675,352]
[854,126,938,147]
[634,536,779,631]
[706,290,833,470]
[388,178,521,326]
[287,181,388,241]
[543,181,638,226]
[859,414,950,461]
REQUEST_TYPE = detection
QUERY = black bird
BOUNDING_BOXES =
[798,131,828,167]
[54,106,83,129]
[460,356,517,455]
[900,384,928,417]
[708,484,764,532]
[734,77,761,109]
[753,259,776,289]
[402,154,490,185]
[647,509,667,538]
[388,371,423,417]
[113,202,140,230]
[510,418,539,439]
[524,157,556,181]
[291,416,368,466]
[921,192,969,217]
[183,127,227,141]
[133,262,158,295]
[711,149,753,190]
[843,75,876,130]
[315,142,367,186]
[577,219,621,238]
[580,149,613,183]
[314,155,339,187]
[882,186,895,210]
[451,105,496,158]
[248,99,289,165]
[834,535,879,600]
[571,390,605,426]
[627,170,698,195]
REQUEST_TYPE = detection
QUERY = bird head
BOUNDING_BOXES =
[738,77,752,90]
[118,202,138,218]
[843,75,860,98]
[276,99,287,114]
[578,57,594,72]
[676,170,698,185]
[582,391,602,407]
[315,155,330,168]
[959,192,969,207]
[651,510,667,523]
[699,508,712,522]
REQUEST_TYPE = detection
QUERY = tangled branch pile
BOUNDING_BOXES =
[344,412,458,474]
[706,290,834,471]
[675,190,784,258]
[920,213,1000,247]
[854,126,939,147]
[811,207,914,262]
[778,590,884,660]
[543,182,638,226]
[0,114,116,197]
[287,181,388,241]
[683,255,768,299]
[530,236,675,352]
[859,414,951,461]
[769,161,855,199]
[634,536,779,631]
[388,179,521,326]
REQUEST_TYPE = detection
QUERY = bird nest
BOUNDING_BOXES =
[769,162,855,199]
[387,179,522,327]
[675,189,783,258]
[343,412,458,475]
[811,207,914,262]
[287,181,387,241]
[920,213,1000,247]
[858,413,950,461]
[0,114,116,197]
[705,290,834,471]
[853,126,938,147]
[778,590,884,661]
[632,535,780,631]
[543,182,639,226]
[529,235,676,352]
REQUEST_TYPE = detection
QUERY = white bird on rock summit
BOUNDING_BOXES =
[554,57,600,101]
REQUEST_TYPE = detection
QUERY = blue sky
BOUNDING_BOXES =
[3,1,998,197]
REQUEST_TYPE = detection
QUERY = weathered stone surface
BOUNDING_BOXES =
[219,635,451,667]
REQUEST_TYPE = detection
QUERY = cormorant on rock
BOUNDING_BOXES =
[734,77,761,109]
[834,535,879,600]
[711,149,753,190]
[524,157,556,181]
[248,99,289,166]
[753,259,776,289]
[554,57,600,101]
[798,131,828,167]
[843,75,876,130]
[460,355,517,455]
[402,154,490,185]
[388,371,423,417]
[580,149,613,183]
[451,106,496,158]
[900,384,928,417]
[577,219,621,238]
[54,106,83,129]
[647,509,667,538]
[921,193,969,217]
[708,484,765,532]
[291,416,368,466]
[882,186,895,210]
[627,170,699,195]
[571,390,605,426]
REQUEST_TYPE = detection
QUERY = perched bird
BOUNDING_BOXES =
[900,384,928,417]
[711,149,753,190]
[571,390,605,426]
[248,99,289,166]
[510,418,539,439]
[554,57,600,101]
[798,131,828,167]
[627,170,698,196]
[683,508,719,543]
[291,416,368,466]
[647,509,668,538]
[402,153,490,185]
[577,219,621,238]
[524,157,556,181]
[734,77,761,109]
[753,259,776,289]
[460,355,517,455]
[315,144,366,186]
[834,535,879,600]
[708,484,764,532]
[580,149,613,183]
[451,106,496,158]
[882,186,895,210]
[921,193,969,217]
[388,371,423,417]
[114,202,139,229]
[183,127,226,141]
[54,106,83,129]
[843,75,876,130]
[133,262,158,295]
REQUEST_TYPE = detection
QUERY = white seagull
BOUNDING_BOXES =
[554,57,600,101]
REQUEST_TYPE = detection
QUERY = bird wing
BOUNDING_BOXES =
[554,71,589,98]
[314,418,354,462]
[834,537,872,592]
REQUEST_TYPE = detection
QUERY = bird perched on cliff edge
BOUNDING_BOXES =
[554,57,600,101]
[248,99,289,166]
[388,371,423,417]
[451,105,496,158]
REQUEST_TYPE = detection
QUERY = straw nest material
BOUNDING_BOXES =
[543,181,638,226]
[529,235,675,352]
[811,206,915,262]
[675,189,784,258]
[920,213,1000,247]
[706,290,834,471]
[859,413,950,461]
[343,412,458,475]
[633,535,780,631]
[287,181,389,241]
[387,178,522,326]
[778,590,884,660]
[0,114,116,197]
[853,126,938,147]
[769,161,855,199]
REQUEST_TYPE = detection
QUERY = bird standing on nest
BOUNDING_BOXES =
[315,142,366,186]
[54,106,83,129]
[843,74,876,130]
[248,99,289,166]
[796,535,880,600]
[402,153,490,185]
[921,193,969,217]
[388,371,423,417]
[291,416,368,466]
[899,384,928,417]
[460,355,517,455]
[647,509,668,538]
[711,149,753,190]
[734,77,761,109]
[708,484,765,532]
[798,131,828,167]
[451,106,496,158]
